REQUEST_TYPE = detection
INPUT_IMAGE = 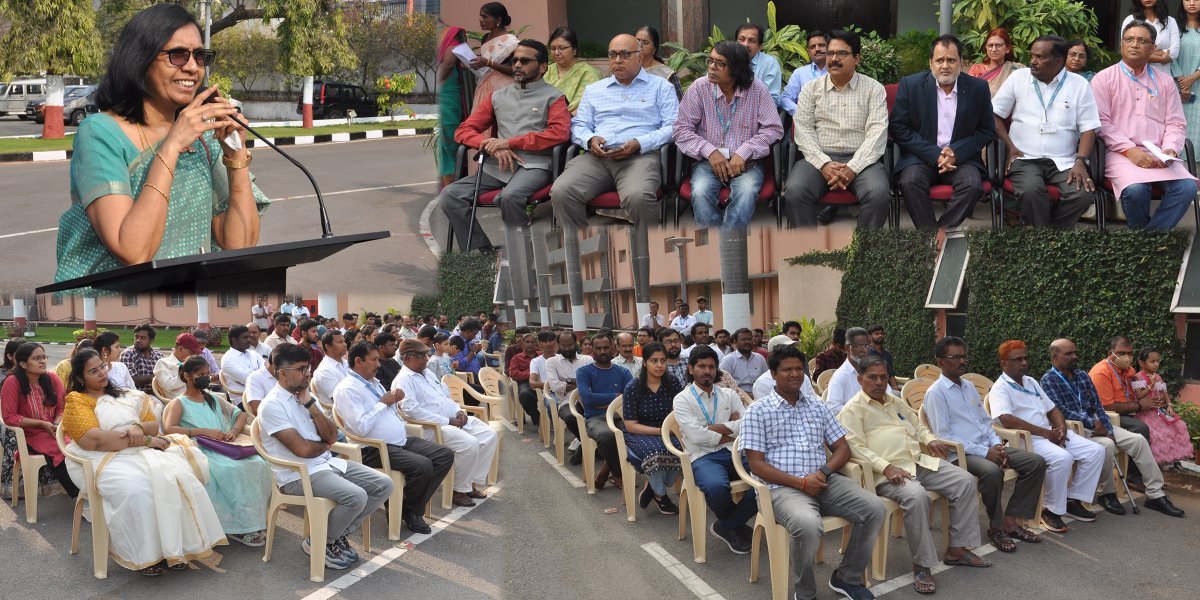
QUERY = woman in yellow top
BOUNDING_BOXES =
[544,27,601,115]
[62,349,226,576]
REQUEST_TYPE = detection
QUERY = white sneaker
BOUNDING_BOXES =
[568,439,581,451]
[81,500,92,523]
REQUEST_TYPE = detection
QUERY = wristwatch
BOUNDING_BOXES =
[819,465,836,479]
[1074,155,1090,168]
[304,398,317,409]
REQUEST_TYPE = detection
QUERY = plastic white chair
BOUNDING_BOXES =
[56,423,111,579]
[4,422,48,523]
[332,406,420,541]
[567,390,599,494]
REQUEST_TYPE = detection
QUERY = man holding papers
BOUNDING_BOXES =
[1093,19,1197,230]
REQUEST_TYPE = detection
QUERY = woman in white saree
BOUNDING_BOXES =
[61,349,226,576]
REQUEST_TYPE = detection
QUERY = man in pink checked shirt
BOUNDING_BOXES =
[673,40,783,229]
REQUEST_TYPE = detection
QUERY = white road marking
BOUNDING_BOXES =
[641,542,727,600]
[300,484,501,600]
[539,451,585,488]
[419,196,443,255]
[0,181,437,241]
[870,543,998,597]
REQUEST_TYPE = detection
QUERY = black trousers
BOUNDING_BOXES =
[361,437,454,515]
[517,381,540,426]
[29,448,79,498]
[898,163,982,230]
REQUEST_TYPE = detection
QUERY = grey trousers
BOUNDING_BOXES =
[875,460,981,568]
[898,163,983,230]
[1090,427,1165,499]
[1007,158,1093,228]
[771,474,886,599]
[961,448,1046,529]
[438,166,550,251]
[783,152,891,229]
[281,461,393,541]
[550,152,661,230]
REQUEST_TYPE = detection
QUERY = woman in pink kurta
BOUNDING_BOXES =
[1093,32,1198,230]
[0,343,78,497]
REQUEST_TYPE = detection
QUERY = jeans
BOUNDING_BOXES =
[689,161,764,229]
[1119,179,1195,230]
[690,448,758,529]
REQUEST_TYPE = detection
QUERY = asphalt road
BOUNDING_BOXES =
[0,114,76,137]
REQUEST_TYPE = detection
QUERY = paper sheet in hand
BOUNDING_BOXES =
[452,43,491,78]
[1142,140,1180,164]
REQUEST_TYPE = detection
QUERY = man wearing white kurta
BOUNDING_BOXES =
[312,331,350,408]
[393,339,498,507]
[825,327,893,414]
[220,325,264,398]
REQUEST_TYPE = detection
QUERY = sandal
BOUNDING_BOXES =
[168,562,189,571]
[943,550,991,568]
[140,565,164,577]
[913,567,936,594]
[988,528,1017,553]
[234,531,267,547]
[1009,527,1041,544]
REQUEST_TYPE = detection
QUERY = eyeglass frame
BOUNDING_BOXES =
[160,48,217,68]
[607,50,637,61]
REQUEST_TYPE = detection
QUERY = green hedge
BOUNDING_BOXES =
[963,230,1188,387]
[835,230,939,377]
[407,252,497,319]
[785,247,849,271]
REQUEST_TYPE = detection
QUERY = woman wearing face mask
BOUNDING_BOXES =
[162,355,271,547]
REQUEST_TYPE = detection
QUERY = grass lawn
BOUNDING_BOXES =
[15,324,229,352]
[0,119,435,155]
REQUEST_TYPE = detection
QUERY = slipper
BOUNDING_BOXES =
[943,551,991,568]
[913,567,936,594]
[140,565,164,577]
[988,528,1016,553]
[234,531,267,547]
[1010,527,1041,544]
[168,562,189,571]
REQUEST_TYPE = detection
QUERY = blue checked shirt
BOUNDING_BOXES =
[667,361,689,388]
[741,390,846,488]
[1039,368,1113,431]
[571,68,679,154]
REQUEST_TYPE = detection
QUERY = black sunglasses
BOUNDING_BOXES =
[161,48,216,67]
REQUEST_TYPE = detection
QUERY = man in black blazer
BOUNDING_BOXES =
[890,35,995,230]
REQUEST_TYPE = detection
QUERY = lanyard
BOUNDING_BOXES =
[1105,360,1133,402]
[1004,375,1041,398]
[711,87,739,146]
[1032,74,1067,122]
[1118,62,1158,97]
[1049,367,1086,409]
[350,371,384,401]
[690,384,718,426]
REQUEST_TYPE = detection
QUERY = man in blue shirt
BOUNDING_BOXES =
[735,24,782,106]
[922,337,1047,553]
[577,332,633,490]
[780,31,828,116]
[551,34,678,230]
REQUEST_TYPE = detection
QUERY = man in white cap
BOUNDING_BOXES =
[753,335,818,400]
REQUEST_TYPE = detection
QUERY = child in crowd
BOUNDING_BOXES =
[1132,348,1194,466]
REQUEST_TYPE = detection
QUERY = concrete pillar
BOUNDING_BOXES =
[661,0,709,63]
[302,76,314,128]
[12,298,27,329]
[564,227,587,334]
[719,229,751,331]
[196,293,210,329]
[318,292,338,320]
[83,296,97,331]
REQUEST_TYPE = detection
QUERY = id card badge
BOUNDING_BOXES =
[718,148,731,159]
[1039,122,1058,134]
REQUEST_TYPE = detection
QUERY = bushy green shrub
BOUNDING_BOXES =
[891,29,940,79]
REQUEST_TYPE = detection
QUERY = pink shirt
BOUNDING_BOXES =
[673,76,783,162]
[935,81,958,148]
[1093,62,1196,199]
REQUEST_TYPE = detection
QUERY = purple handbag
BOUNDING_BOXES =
[195,435,258,460]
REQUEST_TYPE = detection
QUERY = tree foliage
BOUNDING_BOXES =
[391,12,439,93]
[408,252,498,320]
[0,0,103,78]
[211,21,279,92]
[262,0,356,77]
[337,2,436,93]
[953,0,1107,64]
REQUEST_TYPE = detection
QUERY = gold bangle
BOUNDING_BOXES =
[222,150,252,170]
[142,182,169,201]
[154,151,175,177]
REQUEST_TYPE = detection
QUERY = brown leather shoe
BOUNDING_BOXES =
[466,489,488,499]
[594,463,611,490]
[452,491,476,507]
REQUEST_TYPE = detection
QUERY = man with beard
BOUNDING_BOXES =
[119,322,162,392]
[264,313,293,351]
[296,319,326,372]
[826,327,894,415]
[658,328,688,387]
[543,331,594,462]
[1044,338,1182,517]
[890,35,994,230]
[507,333,541,427]
[680,322,712,361]
[611,331,643,378]
[867,325,898,391]
[576,333,633,489]
[372,332,401,390]
[710,329,732,360]
[719,327,768,394]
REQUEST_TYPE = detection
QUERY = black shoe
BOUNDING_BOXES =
[1066,499,1098,521]
[475,244,502,255]
[653,494,679,515]
[829,569,876,600]
[569,445,583,466]
[639,483,654,509]
[1096,493,1126,516]
[817,205,838,224]
[711,522,751,555]
[1040,509,1068,533]
[1145,496,1186,518]
[404,512,433,534]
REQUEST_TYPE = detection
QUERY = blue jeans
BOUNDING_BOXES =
[1120,179,1196,230]
[689,160,764,229]
[691,448,758,529]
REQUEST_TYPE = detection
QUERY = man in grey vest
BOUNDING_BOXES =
[439,40,571,252]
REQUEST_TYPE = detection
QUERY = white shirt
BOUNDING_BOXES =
[250,341,270,360]
[263,331,291,351]
[992,67,1101,170]
[987,373,1055,432]
[394,365,460,425]
[245,365,276,405]
[220,347,263,394]
[543,354,594,407]
[251,304,271,329]
[279,302,295,320]
[710,344,732,361]
[333,372,407,446]
[670,314,697,334]
[671,383,744,460]
[825,358,894,415]
[107,360,135,390]
[258,384,347,487]
[611,354,643,379]
[530,354,548,381]
[292,305,310,321]
[752,370,816,400]
[397,326,418,340]
[312,355,350,405]
[693,309,714,325]
[152,355,185,399]
[1122,14,1180,60]
[640,313,666,329]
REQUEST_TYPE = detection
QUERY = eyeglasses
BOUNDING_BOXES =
[939,354,968,362]
[1004,356,1029,363]
[161,48,216,67]
[513,57,539,66]
[827,50,853,59]
[280,365,312,375]
[548,45,573,53]
[1121,36,1153,47]
[86,363,112,377]
[705,57,728,69]
[607,50,636,61]
[26,355,48,362]
[849,343,871,350]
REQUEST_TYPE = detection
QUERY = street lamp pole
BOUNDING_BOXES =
[665,236,693,307]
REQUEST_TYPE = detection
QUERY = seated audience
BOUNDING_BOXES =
[780,31,829,116]
[95,332,135,390]
[545,27,601,114]
[751,336,817,400]
[669,303,696,334]
[826,327,894,415]
[1,342,78,498]
[312,330,350,408]
[192,330,221,378]
[1088,336,1153,439]
[719,328,769,394]
[220,324,264,399]
[968,27,1024,96]
[813,327,847,378]
[372,333,401,390]
[636,25,683,99]
[576,333,634,489]
[735,23,782,105]
[119,323,161,392]
[245,322,270,360]
[658,328,689,387]
[1065,40,1095,81]
[263,314,293,351]
[612,331,643,378]
[428,333,455,381]
[1131,347,1194,465]
[153,333,202,401]
[544,331,593,462]
[621,342,682,514]
[508,333,540,426]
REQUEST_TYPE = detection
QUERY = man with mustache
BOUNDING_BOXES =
[658,328,688,387]
[543,331,594,462]
[576,333,633,489]
[825,327,894,415]
[890,35,995,230]
[785,30,891,229]
[1088,336,1153,439]
[438,39,570,253]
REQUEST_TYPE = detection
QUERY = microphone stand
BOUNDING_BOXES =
[229,113,334,239]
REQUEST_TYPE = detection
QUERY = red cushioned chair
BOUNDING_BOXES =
[560,144,673,225]
[1092,138,1199,230]
[995,141,1104,230]
[673,139,783,227]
